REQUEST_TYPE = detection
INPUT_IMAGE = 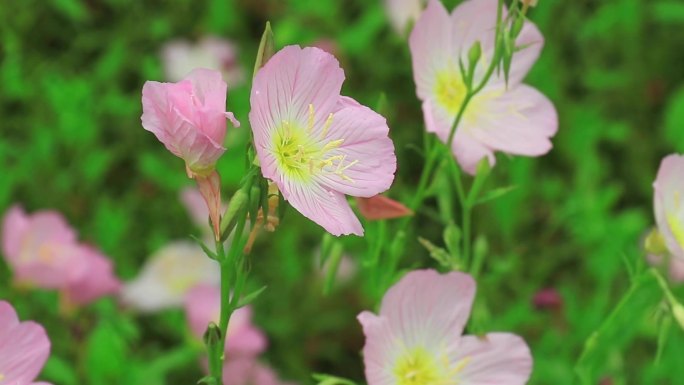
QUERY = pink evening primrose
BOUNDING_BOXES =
[0,301,51,385]
[358,269,532,385]
[384,0,425,36]
[62,246,121,307]
[654,154,684,261]
[409,0,558,174]
[141,68,240,178]
[162,36,245,87]
[223,358,293,385]
[185,284,267,356]
[249,45,397,236]
[120,241,220,313]
[1,205,88,289]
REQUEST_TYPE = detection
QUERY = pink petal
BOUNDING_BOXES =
[2,205,30,261]
[357,312,401,385]
[464,84,558,157]
[314,103,396,198]
[454,333,532,384]
[0,301,50,385]
[409,0,453,101]
[379,269,475,351]
[13,242,90,289]
[250,46,345,171]
[62,246,121,306]
[654,154,684,259]
[223,358,287,385]
[282,181,363,236]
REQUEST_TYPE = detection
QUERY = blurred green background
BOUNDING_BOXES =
[2,0,684,384]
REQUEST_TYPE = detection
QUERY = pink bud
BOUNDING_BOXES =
[141,68,239,178]
[356,195,413,221]
[532,288,563,311]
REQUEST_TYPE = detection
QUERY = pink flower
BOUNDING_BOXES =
[185,285,267,356]
[62,246,121,307]
[356,195,413,221]
[162,36,245,87]
[1,205,88,289]
[121,241,220,312]
[249,46,397,236]
[358,269,532,385]
[409,0,557,174]
[653,154,684,260]
[0,301,51,385]
[532,288,563,311]
[223,358,292,385]
[384,0,425,35]
[141,68,240,178]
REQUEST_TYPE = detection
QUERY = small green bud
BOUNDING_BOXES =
[467,41,482,68]
[645,228,669,256]
[510,16,525,39]
[203,322,221,347]
[671,301,684,331]
[253,22,275,78]
[220,189,249,236]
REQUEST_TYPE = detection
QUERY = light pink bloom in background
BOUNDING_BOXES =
[62,246,121,307]
[0,301,51,385]
[356,195,413,221]
[1,205,87,289]
[121,241,220,312]
[358,269,532,385]
[653,154,684,260]
[185,285,267,356]
[410,0,557,174]
[162,36,245,87]
[141,68,239,178]
[249,45,396,236]
[384,0,425,35]
[223,358,292,385]
[181,186,223,230]
[647,254,684,283]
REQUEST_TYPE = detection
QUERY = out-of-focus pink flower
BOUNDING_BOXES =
[0,301,51,385]
[356,195,413,221]
[532,288,563,311]
[384,0,425,36]
[121,241,220,313]
[181,186,222,230]
[1,205,88,289]
[358,269,532,385]
[62,246,121,307]
[249,45,396,236]
[311,39,339,57]
[185,284,267,357]
[141,68,240,178]
[223,358,291,385]
[409,0,557,174]
[162,36,245,87]
[653,154,684,260]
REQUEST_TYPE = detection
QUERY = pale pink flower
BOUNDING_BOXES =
[653,154,684,260]
[162,36,245,87]
[185,284,267,356]
[410,0,557,174]
[180,186,215,230]
[141,68,240,178]
[358,269,532,385]
[120,241,220,312]
[357,195,413,221]
[249,46,397,236]
[62,246,121,307]
[1,205,88,289]
[384,0,425,35]
[223,358,292,385]
[0,301,51,385]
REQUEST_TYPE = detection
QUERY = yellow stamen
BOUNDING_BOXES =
[321,113,334,138]
[308,104,315,133]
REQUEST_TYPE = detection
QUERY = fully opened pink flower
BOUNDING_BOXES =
[62,246,121,307]
[1,205,88,289]
[0,301,51,385]
[162,36,245,87]
[410,0,557,174]
[141,68,239,178]
[185,284,267,356]
[358,269,532,385]
[654,154,684,261]
[249,45,397,236]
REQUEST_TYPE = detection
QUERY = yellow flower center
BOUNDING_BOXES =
[272,104,358,183]
[667,191,684,249]
[394,347,468,385]
[434,70,467,115]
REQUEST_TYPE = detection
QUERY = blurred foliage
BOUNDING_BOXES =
[1,0,684,384]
